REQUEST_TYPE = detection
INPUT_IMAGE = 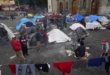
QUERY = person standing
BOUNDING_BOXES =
[36,30,42,48]
[10,37,25,62]
[42,30,48,47]
[101,40,109,56]
[19,35,29,57]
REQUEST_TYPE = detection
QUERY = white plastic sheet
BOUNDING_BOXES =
[70,23,86,31]
[48,29,71,43]
[0,23,15,40]
[86,21,103,29]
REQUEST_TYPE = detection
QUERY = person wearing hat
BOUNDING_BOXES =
[101,40,109,56]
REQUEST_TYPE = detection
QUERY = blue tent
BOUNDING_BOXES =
[86,15,102,22]
[32,15,45,24]
[16,18,32,30]
[75,13,84,22]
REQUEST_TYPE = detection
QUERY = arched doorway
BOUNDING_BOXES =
[71,0,78,14]
[91,0,99,14]
[59,2,63,13]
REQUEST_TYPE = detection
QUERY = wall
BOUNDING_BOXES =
[98,0,110,15]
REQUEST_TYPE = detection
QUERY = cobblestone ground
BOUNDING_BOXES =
[0,17,110,75]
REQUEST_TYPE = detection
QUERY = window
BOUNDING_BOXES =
[80,0,86,9]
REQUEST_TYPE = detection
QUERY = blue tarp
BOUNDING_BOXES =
[16,18,32,30]
[75,13,84,22]
[86,15,102,22]
[65,13,84,23]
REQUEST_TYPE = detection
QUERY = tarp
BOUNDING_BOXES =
[0,23,15,40]
[86,21,103,29]
[70,23,86,30]
[86,15,102,22]
[48,28,71,43]
[16,18,32,30]
[75,13,84,22]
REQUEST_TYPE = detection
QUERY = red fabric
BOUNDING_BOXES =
[10,38,21,52]
[53,60,73,75]
[8,64,16,74]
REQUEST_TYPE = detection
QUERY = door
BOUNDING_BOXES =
[71,0,78,14]
[91,0,99,14]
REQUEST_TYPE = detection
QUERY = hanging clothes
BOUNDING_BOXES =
[35,64,50,72]
[88,57,105,67]
[16,64,36,75]
[8,64,16,75]
[53,60,73,75]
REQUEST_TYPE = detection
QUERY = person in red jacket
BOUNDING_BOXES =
[10,37,25,62]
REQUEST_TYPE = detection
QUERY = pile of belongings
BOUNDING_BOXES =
[70,23,89,39]
[85,15,109,30]
[48,28,71,43]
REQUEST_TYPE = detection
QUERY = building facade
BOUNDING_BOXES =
[98,0,110,15]
[48,0,110,15]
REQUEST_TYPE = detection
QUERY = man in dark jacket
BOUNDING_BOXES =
[19,35,29,57]
[36,30,42,48]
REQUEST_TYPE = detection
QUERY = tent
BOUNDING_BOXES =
[70,23,86,31]
[86,21,103,29]
[16,18,32,30]
[48,28,71,43]
[86,15,102,22]
[0,23,15,40]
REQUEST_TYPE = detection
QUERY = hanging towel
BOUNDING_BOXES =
[53,60,73,75]
[35,64,50,72]
[88,57,105,67]
[8,64,16,75]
